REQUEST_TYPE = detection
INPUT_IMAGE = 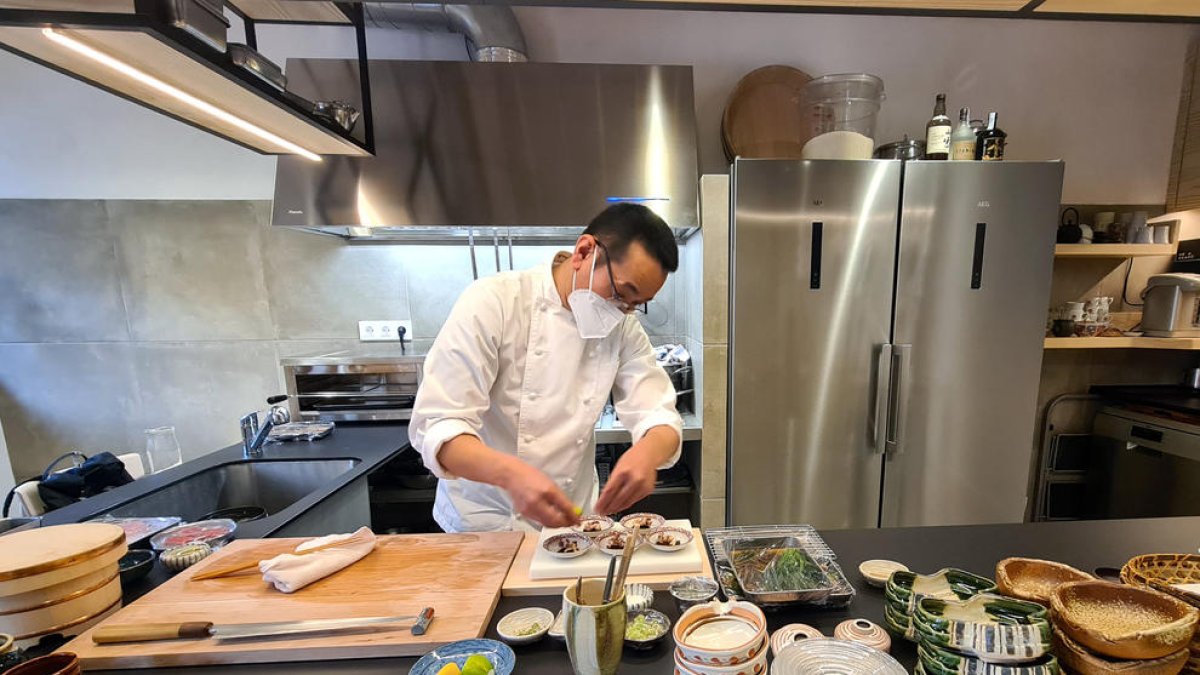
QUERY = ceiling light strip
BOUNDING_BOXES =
[42,27,323,162]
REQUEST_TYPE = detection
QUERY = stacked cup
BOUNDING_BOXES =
[671,600,768,675]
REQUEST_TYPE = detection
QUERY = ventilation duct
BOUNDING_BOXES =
[361,2,528,62]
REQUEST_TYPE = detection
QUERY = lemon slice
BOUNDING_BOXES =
[435,663,461,675]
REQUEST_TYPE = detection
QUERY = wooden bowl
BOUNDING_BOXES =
[1052,623,1188,675]
[997,557,1094,604]
[1122,554,1200,609]
[1051,580,1199,660]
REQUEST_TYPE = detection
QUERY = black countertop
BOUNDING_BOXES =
[95,514,1200,674]
[41,423,410,539]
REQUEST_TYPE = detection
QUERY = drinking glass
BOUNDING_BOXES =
[144,426,182,473]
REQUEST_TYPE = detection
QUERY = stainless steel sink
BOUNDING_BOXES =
[97,459,360,522]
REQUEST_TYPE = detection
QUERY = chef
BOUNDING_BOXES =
[409,203,684,532]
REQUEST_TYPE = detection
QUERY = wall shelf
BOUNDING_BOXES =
[1045,337,1200,350]
[1054,244,1178,258]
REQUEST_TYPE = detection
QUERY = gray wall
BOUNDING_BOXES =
[0,200,686,481]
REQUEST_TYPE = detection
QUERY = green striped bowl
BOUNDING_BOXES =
[918,641,1059,675]
[914,594,1052,663]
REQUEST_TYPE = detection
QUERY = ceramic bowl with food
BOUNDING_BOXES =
[150,519,236,552]
[996,557,1093,604]
[674,644,768,675]
[1051,580,1200,660]
[571,515,614,538]
[674,600,768,667]
[598,531,641,556]
[542,533,592,559]
[620,513,665,532]
[1051,623,1189,675]
[496,607,553,645]
[647,526,694,553]
[625,609,671,650]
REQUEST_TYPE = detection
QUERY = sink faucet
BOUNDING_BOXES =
[240,411,274,458]
[241,396,290,458]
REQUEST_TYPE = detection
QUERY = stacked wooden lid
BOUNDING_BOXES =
[0,524,127,647]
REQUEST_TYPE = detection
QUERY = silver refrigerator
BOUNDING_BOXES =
[728,159,1064,529]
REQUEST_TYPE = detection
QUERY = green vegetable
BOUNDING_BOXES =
[625,614,661,641]
[516,622,543,636]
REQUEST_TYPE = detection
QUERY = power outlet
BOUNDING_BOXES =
[358,320,413,342]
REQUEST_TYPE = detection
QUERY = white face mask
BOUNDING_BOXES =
[568,251,625,339]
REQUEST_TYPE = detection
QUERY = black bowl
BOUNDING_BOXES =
[118,549,156,585]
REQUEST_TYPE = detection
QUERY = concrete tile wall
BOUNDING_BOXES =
[696,175,731,529]
[0,200,688,481]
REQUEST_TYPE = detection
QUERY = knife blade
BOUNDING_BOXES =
[92,607,435,644]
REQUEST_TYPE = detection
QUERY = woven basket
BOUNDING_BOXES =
[1123,554,1200,607]
[1123,554,1200,674]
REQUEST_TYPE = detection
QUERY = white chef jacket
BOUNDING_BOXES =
[409,255,683,533]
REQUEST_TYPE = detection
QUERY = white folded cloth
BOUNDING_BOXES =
[259,526,377,593]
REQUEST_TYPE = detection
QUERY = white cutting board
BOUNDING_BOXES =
[528,519,703,580]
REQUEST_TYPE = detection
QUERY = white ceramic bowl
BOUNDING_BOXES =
[597,531,641,556]
[625,583,654,612]
[541,533,592,559]
[496,607,553,645]
[674,642,768,675]
[647,526,694,553]
[673,600,768,667]
[571,515,614,538]
[770,623,825,658]
[859,559,909,588]
[620,513,665,532]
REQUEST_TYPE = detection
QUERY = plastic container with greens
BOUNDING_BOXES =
[724,536,838,605]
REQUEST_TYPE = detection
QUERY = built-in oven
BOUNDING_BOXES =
[281,352,424,423]
[1089,406,1200,519]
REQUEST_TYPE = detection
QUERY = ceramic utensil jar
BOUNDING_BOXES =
[564,578,626,675]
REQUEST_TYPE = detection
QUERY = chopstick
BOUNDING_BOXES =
[190,532,372,581]
[611,528,637,599]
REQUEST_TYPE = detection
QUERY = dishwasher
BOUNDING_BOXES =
[1089,400,1200,519]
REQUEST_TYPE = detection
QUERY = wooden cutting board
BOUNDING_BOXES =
[63,532,522,670]
[503,523,714,597]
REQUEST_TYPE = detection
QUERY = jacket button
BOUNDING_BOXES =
[535,349,545,356]
[583,397,592,405]
[529,393,538,401]
[576,438,584,445]
[524,435,534,443]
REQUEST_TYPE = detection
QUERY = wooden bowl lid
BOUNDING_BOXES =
[721,65,813,162]
[0,524,125,584]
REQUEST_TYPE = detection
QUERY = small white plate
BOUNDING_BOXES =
[542,533,592,559]
[496,607,554,646]
[597,531,641,556]
[548,610,566,642]
[619,512,664,532]
[859,559,908,588]
[571,515,614,538]
[645,526,693,553]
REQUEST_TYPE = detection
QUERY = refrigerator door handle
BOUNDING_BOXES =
[872,343,893,453]
[885,344,912,455]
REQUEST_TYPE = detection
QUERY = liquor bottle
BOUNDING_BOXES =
[950,107,976,161]
[975,112,1007,161]
[924,94,952,160]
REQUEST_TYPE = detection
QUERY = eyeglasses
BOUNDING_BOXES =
[593,239,641,314]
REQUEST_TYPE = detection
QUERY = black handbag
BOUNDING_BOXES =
[35,451,133,512]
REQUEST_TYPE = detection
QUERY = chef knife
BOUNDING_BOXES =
[92,607,435,644]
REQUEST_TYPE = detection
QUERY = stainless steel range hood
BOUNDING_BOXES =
[271,60,699,241]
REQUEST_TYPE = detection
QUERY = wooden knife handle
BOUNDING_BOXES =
[93,622,214,644]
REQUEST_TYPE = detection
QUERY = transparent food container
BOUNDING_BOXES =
[724,536,838,604]
[801,73,886,156]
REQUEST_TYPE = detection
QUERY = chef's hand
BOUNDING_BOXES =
[499,459,580,529]
[595,426,680,515]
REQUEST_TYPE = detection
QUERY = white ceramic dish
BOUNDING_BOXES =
[620,513,665,532]
[647,526,694,553]
[496,607,553,645]
[541,533,592,559]
[597,531,642,556]
[548,609,566,642]
[625,583,654,612]
[773,637,906,675]
[859,559,909,588]
[571,515,614,538]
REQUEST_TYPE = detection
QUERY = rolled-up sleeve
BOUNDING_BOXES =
[409,282,503,479]
[611,320,684,468]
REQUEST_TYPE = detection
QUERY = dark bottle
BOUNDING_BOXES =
[975,112,1007,161]
[924,94,951,160]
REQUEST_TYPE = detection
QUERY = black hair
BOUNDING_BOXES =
[582,203,679,273]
